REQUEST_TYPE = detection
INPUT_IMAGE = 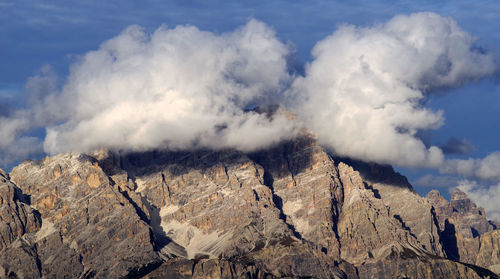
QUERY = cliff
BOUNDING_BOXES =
[0,136,498,278]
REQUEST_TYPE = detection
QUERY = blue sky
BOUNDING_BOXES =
[1,0,500,204]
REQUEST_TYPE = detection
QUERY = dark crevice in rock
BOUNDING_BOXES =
[12,185,31,205]
[471,227,480,238]
[122,260,164,279]
[441,219,460,261]
[488,220,498,230]
[261,169,302,240]
[252,189,260,201]
[117,188,149,224]
[191,260,197,276]
[430,206,442,250]
[393,214,417,239]
[33,248,43,278]
[328,173,342,257]
[80,269,96,279]
[363,183,381,199]
[140,196,173,252]
[460,262,500,279]
[262,170,273,188]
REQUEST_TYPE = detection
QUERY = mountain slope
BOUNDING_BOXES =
[1,136,499,278]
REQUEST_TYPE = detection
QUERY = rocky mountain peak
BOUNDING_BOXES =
[427,185,497,270]
[1,136,499,278]
[426,189,443,200]
[449,188,488,217]
[0,168,7,179]
[426,189,449,208]
[451,187,469,201]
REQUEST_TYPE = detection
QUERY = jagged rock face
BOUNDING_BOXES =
[0,170,41,251]
[334,163,476,279]
[346,162,444,258]
[6,154,162,278]
[427,188,496,265]
[337,162,418,264]
[117,149,290,260]
[0,137,499,278]
[96,137,348,278]
[477,230,500,274]
[249,136,343,259]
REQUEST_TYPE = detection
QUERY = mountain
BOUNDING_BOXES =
[0,135,499,278]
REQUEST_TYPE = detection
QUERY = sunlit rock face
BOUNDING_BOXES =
[427,188,498,270]
[0,170,41,252]
[0,136,499,278]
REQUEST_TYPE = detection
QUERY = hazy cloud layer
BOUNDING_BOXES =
[458,180,500,221]
[288,12,495,167]
[41,20,298,154]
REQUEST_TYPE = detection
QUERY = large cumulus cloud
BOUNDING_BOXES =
[0,13,498,176]
[42,19,298,154]
[287,12,495,167]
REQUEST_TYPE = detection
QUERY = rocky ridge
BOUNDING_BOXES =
[0,136,499,278]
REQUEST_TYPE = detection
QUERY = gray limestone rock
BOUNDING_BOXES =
[427,187,497,265]
[0,136,499,278]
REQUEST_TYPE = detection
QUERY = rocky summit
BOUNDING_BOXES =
[1,135,499,278]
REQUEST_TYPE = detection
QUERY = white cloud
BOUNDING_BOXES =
[41,19,298,154]
[287,12,495,167]
[0,13,498,174]
[458,180,500,221]
[441,152,500,181]
[0,65,61,167]
[24,64,58,106]
[0,115,29,148]
[0,111,47,167]
[0,136,43,167]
